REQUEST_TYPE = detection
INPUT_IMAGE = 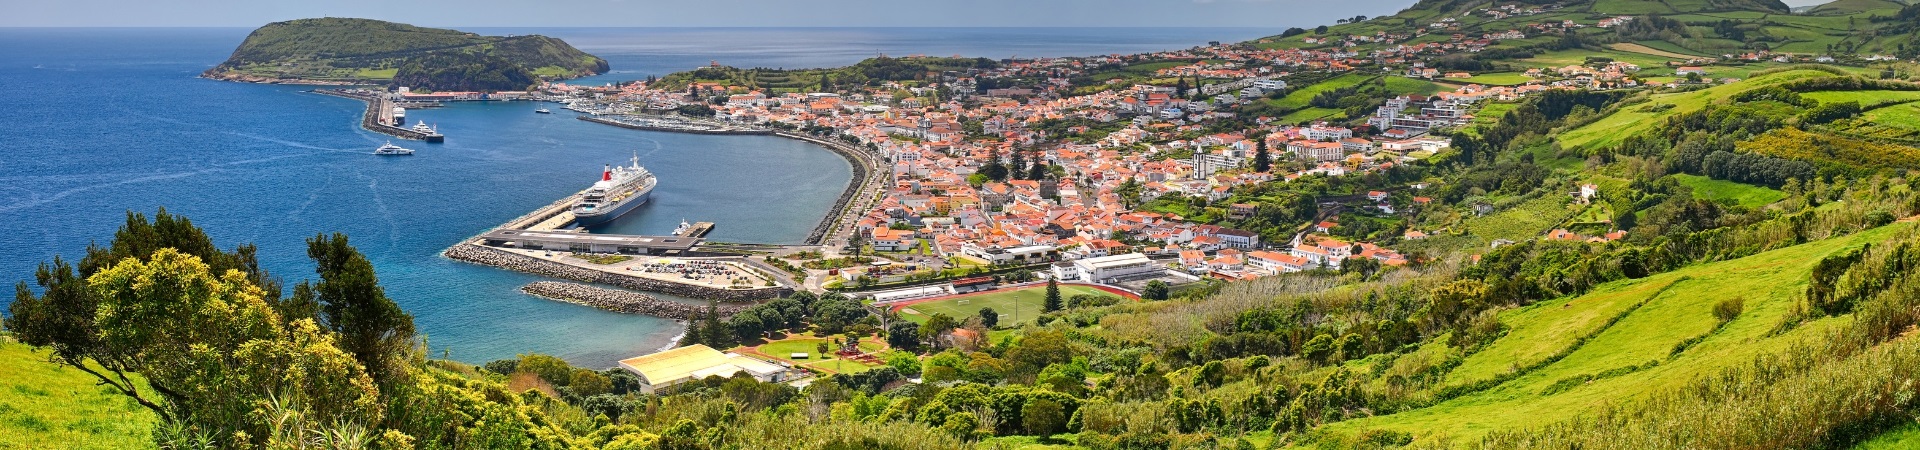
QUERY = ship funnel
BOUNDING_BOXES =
[603,165,612,181]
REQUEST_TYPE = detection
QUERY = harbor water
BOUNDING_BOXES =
[0,26,1273,367]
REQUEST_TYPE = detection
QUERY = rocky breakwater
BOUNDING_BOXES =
[520,281,746,320]
[442,243,791,301]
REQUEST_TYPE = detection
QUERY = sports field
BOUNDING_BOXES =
[739,336,887,375]
[895,284,1125,326]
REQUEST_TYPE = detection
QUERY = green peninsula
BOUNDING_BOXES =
[202,17,609,91]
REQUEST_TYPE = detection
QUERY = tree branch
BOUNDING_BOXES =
[62,357,174,423]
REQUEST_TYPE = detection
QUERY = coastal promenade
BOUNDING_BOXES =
[772,131,888,247]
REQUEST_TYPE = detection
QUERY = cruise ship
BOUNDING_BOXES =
[571,153,656,227]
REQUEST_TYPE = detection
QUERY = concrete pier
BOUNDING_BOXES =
[444,181,794,301]
[314,89,445,143]
[677,222,715,238]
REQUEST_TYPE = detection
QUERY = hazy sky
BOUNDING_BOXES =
[0,0,1425,28]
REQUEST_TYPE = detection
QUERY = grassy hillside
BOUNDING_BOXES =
[0,341,154,449]
[1250,0,1918,57]
[1556,68,1837,151]
[204,18,608,90]
[1322,222,1913,444]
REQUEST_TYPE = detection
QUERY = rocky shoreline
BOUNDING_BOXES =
[442,243,790,301]
[201,71,374,86]
[520,281,746,320]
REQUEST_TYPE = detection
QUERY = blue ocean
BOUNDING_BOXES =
[0,27,1276,367]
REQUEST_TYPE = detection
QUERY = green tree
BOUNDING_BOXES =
[942,411,981,440]
[519,353,575,386]
[1007,330,1073,372]
[89,249,384,444]
[1253,138,1271,173]
[1043,278,1063,312]
[1142,280,1170,300]
[1023,398,1068,436]
[981,158,1010,182]
[888,320,922,350]
[299,233,416,388]
[921,313,960,347]
[979,307,1000,328]
[571,368,613,396]
[8,210,288,423]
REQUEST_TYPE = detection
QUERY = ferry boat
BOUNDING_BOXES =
[672,219,692,236]
[534,108,552,114]
[372,141,414,156]
[411,122,445,143]
[571,152,656,227]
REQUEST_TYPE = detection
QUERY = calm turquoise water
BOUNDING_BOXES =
[0,27,1268,367]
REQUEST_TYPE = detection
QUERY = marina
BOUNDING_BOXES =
[578,115,772,135]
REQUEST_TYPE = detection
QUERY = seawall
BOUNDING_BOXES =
[773,131,882,245]
[443,243,790,301]
[520,281,747,320]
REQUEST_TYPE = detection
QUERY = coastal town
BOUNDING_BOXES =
[514,44,1560,291]
[464,10,1877,301]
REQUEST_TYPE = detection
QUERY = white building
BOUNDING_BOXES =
[1053,253,1160,283]
[961,243,1058,263]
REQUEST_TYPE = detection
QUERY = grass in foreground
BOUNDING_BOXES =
[1854,421,1920,449]
[0,341,156,449]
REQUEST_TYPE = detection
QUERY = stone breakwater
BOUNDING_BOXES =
[520,281,746,320]
[442,243,790,301]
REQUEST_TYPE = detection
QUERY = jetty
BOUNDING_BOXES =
[314,89,445,143]
[443,181,797,313]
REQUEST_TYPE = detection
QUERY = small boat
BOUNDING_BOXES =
[373,141,414,156]
[534,108,552,114]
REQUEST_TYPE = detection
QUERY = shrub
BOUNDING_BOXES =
[1713,297,1745,323]
[518,353,575,386]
